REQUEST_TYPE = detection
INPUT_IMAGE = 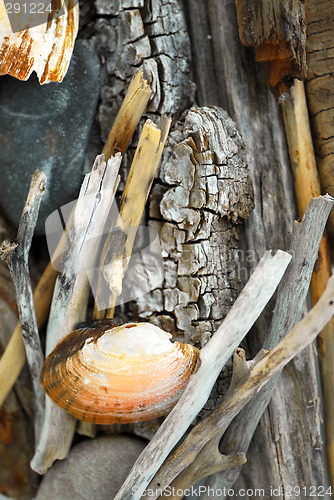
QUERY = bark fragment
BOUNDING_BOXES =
[131,106,254,347]
[235,0,307,99]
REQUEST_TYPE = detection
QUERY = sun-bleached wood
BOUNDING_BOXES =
[114,249,291,500]
[31,154,121,474]
[283,82,334,486]
[146,273,334,497]
[94,116,171,318]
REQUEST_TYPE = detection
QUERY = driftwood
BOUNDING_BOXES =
[145,273,334,498]
[305,0,334,247]
[94,116,171,317]
[212,194,334,492]
[0,171,46,442]
[235,0,307,99]
[114,249,291,499]
[31,155,121,474]
[0,216,37,499]
[282,81,334,485]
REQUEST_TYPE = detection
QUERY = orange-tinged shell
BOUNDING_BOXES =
[40,322,199,424]
[0,0,78,84]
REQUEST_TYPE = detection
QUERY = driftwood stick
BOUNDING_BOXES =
[0,69,152,410]
[114,249,291,500]
[149,274,334,497]
[283,81,334,485]
[0,261,57,408]
[204,194,334,490]
[150,194,334,495]
[31,155,121,474]
[94,116,171,318]
[0,170,46,442]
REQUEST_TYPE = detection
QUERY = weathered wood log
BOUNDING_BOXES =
[305,0,334,249]
[184,0,324,493]
[235,0,307,99]
[282,80,334,486]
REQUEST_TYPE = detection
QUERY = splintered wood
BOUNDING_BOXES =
[31,155,121,474]
[94,116,171,318]
[235,0,307,98]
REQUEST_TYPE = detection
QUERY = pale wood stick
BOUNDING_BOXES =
[0,170,46,442]
[31,155,121,474]
[282,80,334,486]
[0,68,152,410]
[150,275,334,498]
[114,249,291,500]
[94,116,171,318]
[212,194,334,491]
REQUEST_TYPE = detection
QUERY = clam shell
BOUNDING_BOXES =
[0,0,78,84]
[40,322,199,424]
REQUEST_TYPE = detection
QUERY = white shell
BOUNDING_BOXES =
[41,322,199,424]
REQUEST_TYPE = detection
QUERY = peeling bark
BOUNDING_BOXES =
[235,0,307,99]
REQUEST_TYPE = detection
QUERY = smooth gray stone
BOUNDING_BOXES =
[35,435,147,500]
[0,41,100,234]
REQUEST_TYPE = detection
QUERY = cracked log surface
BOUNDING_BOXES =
[305,0,334,249]
[78,0,325,495]
[130,106,254,418]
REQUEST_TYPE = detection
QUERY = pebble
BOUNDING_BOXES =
[0,41,100,233]
[35,435,147,500]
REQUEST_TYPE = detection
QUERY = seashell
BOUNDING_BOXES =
[0,0,79,84]
[40,322,199,424]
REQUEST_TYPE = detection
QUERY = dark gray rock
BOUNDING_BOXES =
[0,41,100,234]
[35,435,147,500]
